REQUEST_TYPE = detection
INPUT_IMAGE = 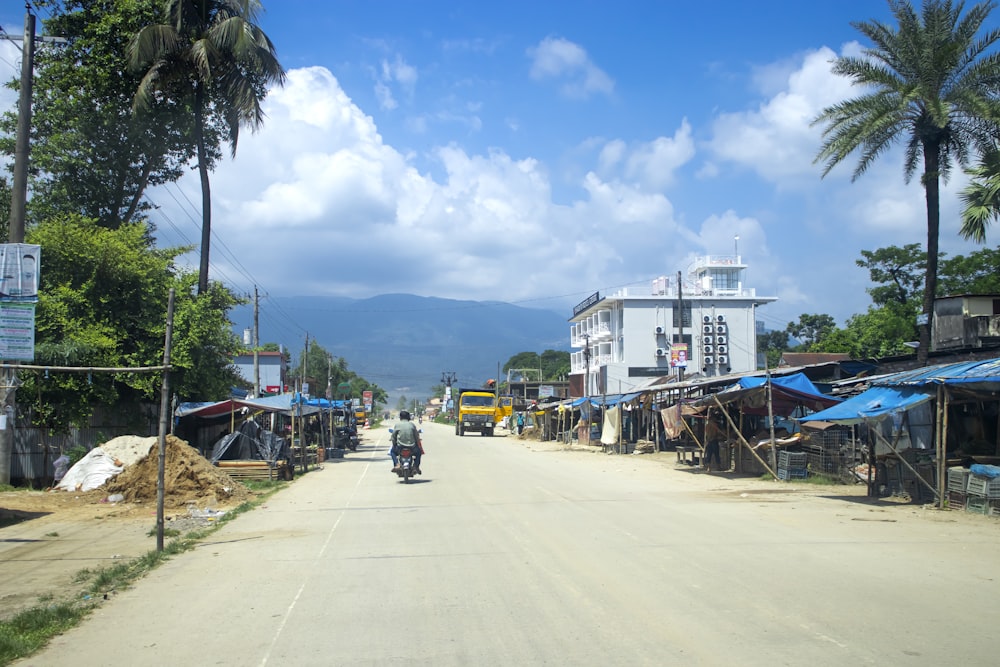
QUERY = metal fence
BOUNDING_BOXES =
[10,412,159,486]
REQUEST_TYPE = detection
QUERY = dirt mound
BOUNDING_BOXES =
[105,435,249,508]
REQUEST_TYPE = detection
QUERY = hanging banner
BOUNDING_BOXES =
[0,243,40,301]
[0,302,36,361]
[670,344,688,368]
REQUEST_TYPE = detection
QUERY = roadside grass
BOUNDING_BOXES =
[758,472,850,485]
[0,482,285,666]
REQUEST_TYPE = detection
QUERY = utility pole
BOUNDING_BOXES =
[582,334,591,398]
[441,371,457,419]
[0,8,34,484]
[7,8,35,244]
[252,286,260,397]
[676,270,685,383]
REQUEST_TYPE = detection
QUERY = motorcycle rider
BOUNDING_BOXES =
[391,410,423,474]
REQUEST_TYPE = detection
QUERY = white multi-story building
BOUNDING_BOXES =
[569,254,777,396]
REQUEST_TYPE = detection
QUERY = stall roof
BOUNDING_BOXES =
[176,393,324,419]
[174,400,238,419]
[872,358,1000,389]
[800,386,933,425]
[694,372,840,416]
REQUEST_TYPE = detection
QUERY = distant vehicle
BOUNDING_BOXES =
[455,388,496,437]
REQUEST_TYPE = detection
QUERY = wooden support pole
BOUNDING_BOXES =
[713,395,778,480]
[871,426,938,500]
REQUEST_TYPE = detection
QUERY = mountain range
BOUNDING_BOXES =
[230,294,571,401]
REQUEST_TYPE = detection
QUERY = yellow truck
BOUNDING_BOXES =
[455,388,497,437]
[495,395,514,426]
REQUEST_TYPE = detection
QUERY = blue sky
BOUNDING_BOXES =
[1,0,996,342]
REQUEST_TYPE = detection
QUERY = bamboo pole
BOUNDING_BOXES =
[712,395,778,480]
[871,426,938,500]
[155,289,175,552]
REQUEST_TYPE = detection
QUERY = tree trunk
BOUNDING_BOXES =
[919,142,941,366]
[195,84,212,296]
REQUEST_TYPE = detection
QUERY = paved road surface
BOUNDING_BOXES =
[17,422,1000,666]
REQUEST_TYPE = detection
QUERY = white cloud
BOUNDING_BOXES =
[373,54,418,110]
[706,46,856,184]
[527,37,614,99]
[149,65,714,306]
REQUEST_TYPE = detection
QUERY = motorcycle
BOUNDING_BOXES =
[389,427,422,482]
[396,445,417,482]
[335,425,359,451]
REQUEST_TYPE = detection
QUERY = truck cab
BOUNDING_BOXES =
[455,388,497,437]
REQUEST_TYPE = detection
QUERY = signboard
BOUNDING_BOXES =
[0,243,40,301]
[916,313,929,326]
[628,367,669,377]
[573,291,601,317]
[0,302,36,361]
[539,385,554,399]
[670,344,688,369]
[363,390,373,411]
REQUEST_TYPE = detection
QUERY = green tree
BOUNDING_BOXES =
[502,349,571,380]
[786,314,837,350]
[857,244,926,307]
[813,0,1000,363]
[22,214,243,429]
[0,0,196,229]
[814,304,917,358]
[757,329,790,368]
[959,148,1000,242]
[938,246,1000,294]
[396,395,408,412]
[129,0,285,294]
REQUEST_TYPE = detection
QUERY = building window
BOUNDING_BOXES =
[710,269,739,290]
[671,334,692,347]
[671,303,692,329]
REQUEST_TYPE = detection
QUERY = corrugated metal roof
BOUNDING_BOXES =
[874,357,1000,386]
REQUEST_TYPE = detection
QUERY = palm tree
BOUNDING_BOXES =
[813,0,1000,363]
[129,0,285,295]
[959,148,1000,242]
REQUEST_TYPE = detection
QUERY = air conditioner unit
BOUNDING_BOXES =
[703,336,713,346]
[716,325,726,334]
[703,344,714,354]
[703,355,714,365]
[717,345,728,354]
[716,335,727,345]
[654,326,664,335]
[717,314,726,323]
[718,354,728,365]
[703,315,712,324]
[703,325,714,334]
[655,348,666,357]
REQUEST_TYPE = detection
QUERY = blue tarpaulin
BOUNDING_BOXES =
[697,372,840,415]
[800,386,933,425]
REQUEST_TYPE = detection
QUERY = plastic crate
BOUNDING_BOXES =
[947,490,966,511]
[966,474,1000,499]
[777,467,809,480]
[779,451,807,468]
[947,467,971,493]
[966,496,990,515]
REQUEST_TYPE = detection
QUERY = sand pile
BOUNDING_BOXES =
[105,435,249,508]
[100,435,158,467]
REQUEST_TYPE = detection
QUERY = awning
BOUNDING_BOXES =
[696,372,840,416]
[174,400,236,419]
[799,386,933,425]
